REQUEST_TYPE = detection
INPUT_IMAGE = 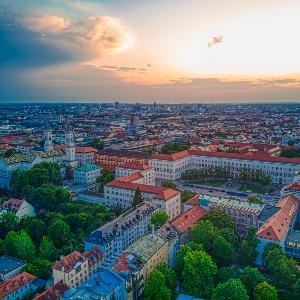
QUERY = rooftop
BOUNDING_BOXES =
[0,272,36,298]
[200,194,265,213]
[0,255,26,275]
[256,195,299,241]
[86,202,156,245]
[151,149,300,165]
[171,206,206,233]
[106,179,179,201]
[126,234,167,262]
[33,281,69,300]
[74,164,100,172]
[62,268,124,299]
[52,251,87,273]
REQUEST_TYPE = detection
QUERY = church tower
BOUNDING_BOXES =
[44,126,53,152]
[64,125,77,168]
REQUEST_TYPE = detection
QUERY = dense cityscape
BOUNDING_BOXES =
[2,0,300,299]
[0,103,299,300]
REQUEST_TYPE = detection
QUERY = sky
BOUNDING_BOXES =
[1,0,300,103]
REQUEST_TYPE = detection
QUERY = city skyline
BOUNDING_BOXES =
[1,0,300,103]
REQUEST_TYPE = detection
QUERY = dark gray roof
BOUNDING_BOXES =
[259,205,280,223]
[0,255,26,275]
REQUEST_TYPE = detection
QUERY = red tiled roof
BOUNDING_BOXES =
[33,281,68,300]
[151,149,300,164]
[171,206,206,233]
[151,150,190,161]
[256,195,299,241]
[75,146,97,153]
[106,180,179,201]
[0,198,24,212]
[284,181,300,191]
[0,272,36,298]
[111,252,133,273]
[52,251,86,273]
[184,193,199,206]
[118,172,144,182]
[188,150,300,164]
[53,144,65,151]
[83,247,105,267]
[0,144,15,150]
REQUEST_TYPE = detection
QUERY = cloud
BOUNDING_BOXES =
[20,15,135,59]
[0,12,73,68]
[208,35,223,48]
[22,15,70,33]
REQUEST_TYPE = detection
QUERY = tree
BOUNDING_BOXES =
[144,269,171,300]
[10,162,61,197]
[22,258,52,279]
[263,243,298,289]
[3,230,35,262]
[150,211,168,228]
[215,267,239,285]
[189,220,218,253]
[247,196,262,205]
[160,142,191,154]
[239,267,264,299]
[27,219,47,245]
[132,188,143,208]
[292,279,300,299]
[212,235,235,267]
[157,263,177,299]
[27,183,56,210]
[48,219,70,248]
[254,281,278,300]
[182,250,217,298]
[238,229,258,267]
[180,190,195,203]
[161,180,177,190]
[212,279,249,300]
[39,236,56,260]
[0,212,19,239]
[203,209,235,231]
[88,139,105,150]
[175,243,203,280]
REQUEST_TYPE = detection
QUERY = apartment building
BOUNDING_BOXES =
[85,202,157,258]
[52,251,89,288]
[199,195,264,236]
[256,194,299,265]
[75,146,97,166]
[125,234,168,278]
[149,149,300,184]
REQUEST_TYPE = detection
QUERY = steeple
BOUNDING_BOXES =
[64,124,77,168]
[44,124,53,152]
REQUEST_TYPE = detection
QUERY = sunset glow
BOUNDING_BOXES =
[1,0,300,102]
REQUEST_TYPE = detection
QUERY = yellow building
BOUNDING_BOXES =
[125,234,168,278]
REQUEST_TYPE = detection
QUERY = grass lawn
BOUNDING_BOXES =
[204,180,225,187]
[239,183,265,194]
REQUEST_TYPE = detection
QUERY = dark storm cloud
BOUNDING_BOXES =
[0,8,73,69]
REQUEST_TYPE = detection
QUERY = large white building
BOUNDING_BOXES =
[149,149,300,184]
[104,172,181,219]
[115,163,155,185]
